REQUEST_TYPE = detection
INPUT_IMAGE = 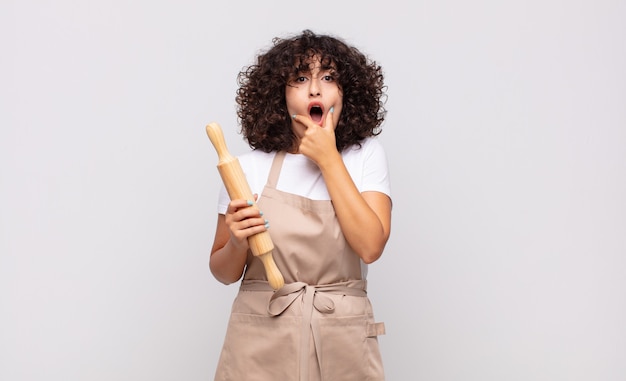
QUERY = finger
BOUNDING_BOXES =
[292,114,316,129]
[234,216,267,230]
[231,217,269,243]
[323,106,335,129]
[235,206,264,224]
[226,199,250,213]
[238,222,269,238]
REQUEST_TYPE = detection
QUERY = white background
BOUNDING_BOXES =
[2,0,625,380]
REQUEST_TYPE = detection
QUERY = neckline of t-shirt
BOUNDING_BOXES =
[283,151,313,164]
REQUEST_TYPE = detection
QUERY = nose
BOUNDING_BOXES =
[309,78,320,97]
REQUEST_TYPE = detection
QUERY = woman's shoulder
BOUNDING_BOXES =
[237,150,278,183]
[362,136,386,151]
[238,149,274,159]
[343,136,386,158]
[238,149,275,165]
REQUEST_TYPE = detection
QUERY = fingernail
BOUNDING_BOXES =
[259,211,264,216]
[246,200,253,206]
[330,106,334,113]
[264,221,270,229]
[291,114,296,119]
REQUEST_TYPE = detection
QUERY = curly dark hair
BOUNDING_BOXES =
[236,30,387,152]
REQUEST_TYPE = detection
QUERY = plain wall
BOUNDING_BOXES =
[2,0,625,380]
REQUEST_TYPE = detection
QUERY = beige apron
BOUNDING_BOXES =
[214,151,386,381]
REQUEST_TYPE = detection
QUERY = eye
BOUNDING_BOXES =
[288,75,308,87]
[322,75,334,82]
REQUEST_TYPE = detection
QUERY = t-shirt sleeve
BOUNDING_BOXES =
[361,138,392,198]
[217,183,229,215]
[215,150,269,214]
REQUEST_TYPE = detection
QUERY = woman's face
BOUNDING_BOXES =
[285,57,343,140]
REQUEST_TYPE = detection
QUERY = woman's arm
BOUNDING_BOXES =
[318,158,391,263]
[295,113,391,263]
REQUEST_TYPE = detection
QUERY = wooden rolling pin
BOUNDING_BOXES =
[205,122,284,290]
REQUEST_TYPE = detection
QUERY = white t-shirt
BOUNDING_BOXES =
[217,137,391,214]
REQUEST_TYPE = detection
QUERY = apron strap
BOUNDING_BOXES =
[266,151,286,189]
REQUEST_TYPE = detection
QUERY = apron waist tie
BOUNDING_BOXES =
[240,280,367,381]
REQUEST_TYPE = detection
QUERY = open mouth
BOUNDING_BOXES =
[308,104,324,124]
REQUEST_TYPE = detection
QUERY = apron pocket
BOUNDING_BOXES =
[215,313,300,381]
[318,315,384,380]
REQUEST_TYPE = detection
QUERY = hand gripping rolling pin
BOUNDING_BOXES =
[205,122,285,290]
